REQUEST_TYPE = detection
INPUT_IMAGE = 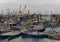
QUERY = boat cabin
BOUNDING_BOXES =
[9,22,21,31]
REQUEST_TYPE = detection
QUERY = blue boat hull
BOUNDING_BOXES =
[44,23,58,28]
[0,35,8,39]
[21,33,45,38]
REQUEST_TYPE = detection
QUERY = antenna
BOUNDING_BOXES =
[18,5,21,13]
[28,10,30,14]
[1,10,3,21]
[20,5,22,11]
[18,5,22,17]
[22,5,27,14]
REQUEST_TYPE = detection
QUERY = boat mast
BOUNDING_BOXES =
[22,5,27,14]
[28,10,30,20]
[0,10,3,33]
[39,12,41,21]
[18,5,22,17]
[1,10,4,22]
[6,9,10,28]
[50,11,54,32]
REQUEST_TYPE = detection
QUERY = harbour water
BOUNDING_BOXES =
[9,37,60,42]
[0,39,8,42]
[1,36,60,42]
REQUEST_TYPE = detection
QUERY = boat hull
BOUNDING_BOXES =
[0,35,8,39]
[21,33,45,38]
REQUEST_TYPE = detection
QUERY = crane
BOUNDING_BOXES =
[18,5,27,16]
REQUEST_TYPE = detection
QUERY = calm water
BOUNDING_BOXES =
[1,36,60,42]
[0,39,8,42]
[9,37,60,42]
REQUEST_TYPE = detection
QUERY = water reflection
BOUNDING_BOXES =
[0,37,59,42]
[0,39,8,42]
[32,38,39,42]
[9,37,60,42]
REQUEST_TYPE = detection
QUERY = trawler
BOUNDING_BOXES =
[0,9,21,39]
[44,15,60,40]
[20,20,46,38]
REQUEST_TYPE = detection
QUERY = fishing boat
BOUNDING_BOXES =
[6,21,21,37]
[44,29,60,40]
[33,21,45,32]
[47,32,60,40]
[0,23,9,39]
[0,21,21,40]
[0,28,10,40]
[0,24,21,39]
[44,22,60,40]
[21,29,46,38]
[21,33,45,38]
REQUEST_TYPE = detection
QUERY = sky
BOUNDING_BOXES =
[0,0,60,14]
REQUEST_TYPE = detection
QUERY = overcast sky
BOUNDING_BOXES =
[0,0,60,14]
